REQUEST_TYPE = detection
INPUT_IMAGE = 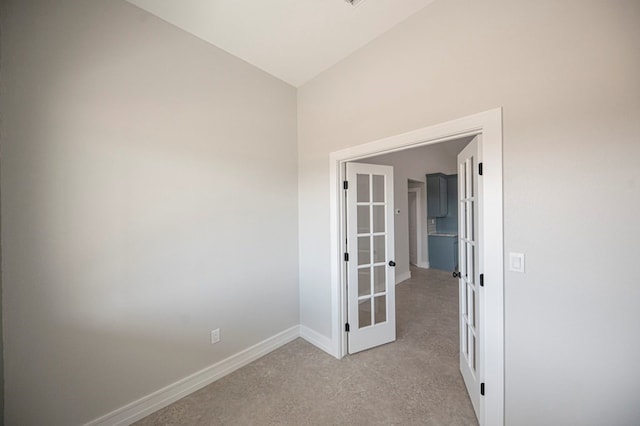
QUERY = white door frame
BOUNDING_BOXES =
[408,185,428,268]
[329,108,504,425]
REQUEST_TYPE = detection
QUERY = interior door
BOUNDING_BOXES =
[458,136,483,422]
[346,162,396,354]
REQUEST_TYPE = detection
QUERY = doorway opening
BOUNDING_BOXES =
[329,109,504,426]
[408,180,428,269]
[408,185,419,267]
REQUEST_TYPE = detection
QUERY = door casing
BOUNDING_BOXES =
[329,108,504,426]
[407,185,427,268]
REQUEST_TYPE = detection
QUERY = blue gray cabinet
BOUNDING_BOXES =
[428,234,458,272]
[426,173,448,217]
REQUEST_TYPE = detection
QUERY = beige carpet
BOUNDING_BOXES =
[135,267,478,425]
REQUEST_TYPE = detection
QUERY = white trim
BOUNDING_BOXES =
[417,261,430,269]
[85,326,300,426]
[330,161,347,359]
[329,108,504,426]
[299,325,334,355]
[396,270,412,284]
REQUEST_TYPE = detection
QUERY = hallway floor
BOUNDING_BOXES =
[135,267,478,425]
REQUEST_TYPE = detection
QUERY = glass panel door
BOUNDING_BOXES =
[346,162,396,354]
[458,136,482,421]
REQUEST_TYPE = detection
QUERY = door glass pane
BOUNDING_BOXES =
[373,265,386,293]
[357,206,370,234]
[471,333,476,372]
[358,267,371,297]
[468,202,474,241]
[466,244,474,282]
[372,175,385,202]
[358,299,372,328]
[461,202,467,239]
[467,285,475,327]
[473,335,477,372]
[468,326,473,366]
[357,174,369,202]
[462,322,468,356]
[460,238,467,277]
[460,163,467,199]
[464,160,469,198]
[358,236,370,266]
[461,278,467,316]
[472,287,476,328]
[374,296,386,324]
[372,206,385,233]
[373,235,385,263]
[468,158,474,198]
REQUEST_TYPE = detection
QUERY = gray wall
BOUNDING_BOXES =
[298,0,640,424]
[0,1,298,425]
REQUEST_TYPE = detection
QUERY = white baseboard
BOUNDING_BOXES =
[299,325,335,357]
[86,326,300,426]
[396,270,412,284]
[417,261,430,269]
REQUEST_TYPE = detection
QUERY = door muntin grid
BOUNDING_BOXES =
[356,172,388,329]
[346,162,396,355]
[460,156,478,375]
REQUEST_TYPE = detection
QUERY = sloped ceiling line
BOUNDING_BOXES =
[126,0,435,86]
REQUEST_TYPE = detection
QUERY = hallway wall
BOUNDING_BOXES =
[297,0,640,424]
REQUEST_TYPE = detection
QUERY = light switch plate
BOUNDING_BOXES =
[509,252,525,273]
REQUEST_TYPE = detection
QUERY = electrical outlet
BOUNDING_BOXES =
[211,328,221,344]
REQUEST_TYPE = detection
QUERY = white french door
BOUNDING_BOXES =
[458,136,483,423]
[345,162,396,354]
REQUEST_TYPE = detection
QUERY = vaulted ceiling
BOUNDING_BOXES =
[126,0,435,87]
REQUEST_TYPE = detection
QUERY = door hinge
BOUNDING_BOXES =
[344,253,349,262]
[345,323,350,332]
[480,273,484,287]
[480,382,485,396]
[343,180,349,190]
[479,162,483,176]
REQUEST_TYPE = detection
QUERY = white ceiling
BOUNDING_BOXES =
[125,0,435,87]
